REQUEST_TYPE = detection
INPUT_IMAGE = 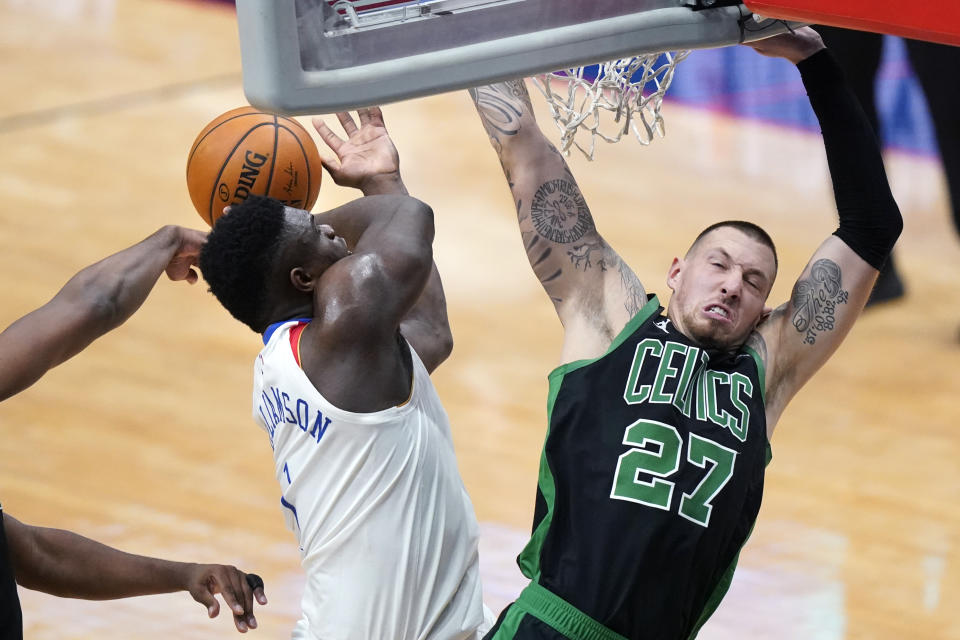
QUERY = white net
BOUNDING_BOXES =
[533,50,690,160]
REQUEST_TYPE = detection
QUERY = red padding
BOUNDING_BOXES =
[744,0,960,47]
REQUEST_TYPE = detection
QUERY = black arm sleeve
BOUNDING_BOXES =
[798,48,903,270]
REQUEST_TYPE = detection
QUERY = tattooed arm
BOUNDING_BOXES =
[747,29,901,436]
[469,81,646,363]
[752,237,877,435]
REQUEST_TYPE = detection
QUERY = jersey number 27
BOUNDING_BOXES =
[609,418,737,528]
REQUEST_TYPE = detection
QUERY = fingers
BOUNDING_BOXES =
[188,565,266,634]
[315,109,382,147]
[336,111,359,135]
[217,570,252,631]
[356,106,384,127]
[190,577,221,619]
[318,155,342,179]
[238,572,256,631]
[178,227,209,251]
[313,117,344,153]
[242,573,268,607]
[230,569,260,633]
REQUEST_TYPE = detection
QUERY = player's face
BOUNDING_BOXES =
[666,227,776,351]
[284,208,350,270]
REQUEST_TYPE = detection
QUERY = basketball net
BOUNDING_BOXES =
[533,50,690,160]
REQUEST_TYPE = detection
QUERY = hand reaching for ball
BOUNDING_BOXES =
[312,108,408,196]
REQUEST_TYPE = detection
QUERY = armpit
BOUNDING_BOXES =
[744,330,769,368]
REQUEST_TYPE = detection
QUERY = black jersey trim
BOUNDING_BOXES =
[546,295,661,382]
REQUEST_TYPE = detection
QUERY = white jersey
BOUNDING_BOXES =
[252,319,490,640]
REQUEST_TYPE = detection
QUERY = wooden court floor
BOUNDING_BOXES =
[1,1,957,638]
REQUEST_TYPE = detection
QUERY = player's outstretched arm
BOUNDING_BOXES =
[469,81,646,363]
[4,513,267,633]
[313,108,452,372]
[0,225,206,402]
[747,29,902,432]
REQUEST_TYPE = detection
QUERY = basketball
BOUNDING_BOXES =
[186,106,323,226]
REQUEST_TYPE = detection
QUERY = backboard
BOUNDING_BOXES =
[744,0,960,46]
[236,0,797,114]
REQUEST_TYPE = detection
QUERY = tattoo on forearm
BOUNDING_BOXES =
[790,259,850,345]
[530,179,594,243]
[469,81,532,139]
[545,141,574,179]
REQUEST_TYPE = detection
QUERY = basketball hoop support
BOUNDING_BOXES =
[237,0,797,114]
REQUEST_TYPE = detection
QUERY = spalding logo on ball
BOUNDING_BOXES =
[186,106,323,226]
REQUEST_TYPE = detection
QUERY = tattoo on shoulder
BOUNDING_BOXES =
[469,81,532,138]
[530,179,594,244]
[566,238,644,317]
[567,238,607,271]
[790,258,850,345]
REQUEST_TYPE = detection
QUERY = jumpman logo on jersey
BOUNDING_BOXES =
[654,319,671,334]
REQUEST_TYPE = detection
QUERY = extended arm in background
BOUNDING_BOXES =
[313,108,452,372]
[0,225,206,402]
[746,29,903,434]
[4,513,267,633]
[469,81,646,364]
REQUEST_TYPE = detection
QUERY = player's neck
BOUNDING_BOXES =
[268,300,315,325]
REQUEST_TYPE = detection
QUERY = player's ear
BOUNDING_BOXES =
[666,257,683,292]
[290,267,315,293]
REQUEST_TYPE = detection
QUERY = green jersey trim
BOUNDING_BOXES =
[489,604,526,639]
[514,582,628,640]
[516,372,563,580]
[741,343,767,406]
[741,343,773,466]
